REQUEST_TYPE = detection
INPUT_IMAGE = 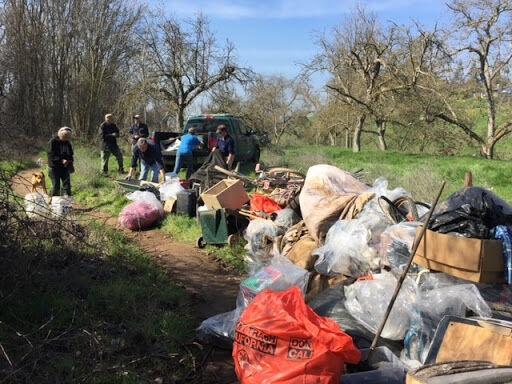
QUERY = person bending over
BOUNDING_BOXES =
[127,138,165,183]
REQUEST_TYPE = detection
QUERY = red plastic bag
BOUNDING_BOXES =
[118,201,163,231]
[233,287,361,384]
[250,194,283,214]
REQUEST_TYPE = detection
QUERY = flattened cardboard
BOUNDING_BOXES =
[414,229,505,283]
[436,322,512,366]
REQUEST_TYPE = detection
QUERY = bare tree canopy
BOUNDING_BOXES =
[425,0,512,158]
[142,14,251,131]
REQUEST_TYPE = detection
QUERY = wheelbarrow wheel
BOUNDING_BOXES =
[227,234,240,248]
[196,236,206,249]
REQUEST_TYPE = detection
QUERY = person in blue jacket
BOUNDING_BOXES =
[173,127,202,179]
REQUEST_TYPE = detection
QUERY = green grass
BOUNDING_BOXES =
[160,214,202,243]
[0,217,196,382]
[263,146,512,203]
[61,145,247,271]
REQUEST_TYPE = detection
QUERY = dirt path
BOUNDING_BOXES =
[12,169,240,383]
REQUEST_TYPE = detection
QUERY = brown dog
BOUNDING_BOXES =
[30,171,48,195]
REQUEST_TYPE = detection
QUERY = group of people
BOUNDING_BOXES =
[46,114,236,197]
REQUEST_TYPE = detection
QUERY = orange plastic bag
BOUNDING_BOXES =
[250,193,283,214]
[233,287,361,384]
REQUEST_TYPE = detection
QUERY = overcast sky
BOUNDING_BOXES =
[161,0,449,84]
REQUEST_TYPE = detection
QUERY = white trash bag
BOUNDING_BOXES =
[24,192,51,219]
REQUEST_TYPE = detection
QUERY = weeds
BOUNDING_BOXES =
[0,167,203,383]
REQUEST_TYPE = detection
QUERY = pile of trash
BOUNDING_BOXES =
[194,164,512,383]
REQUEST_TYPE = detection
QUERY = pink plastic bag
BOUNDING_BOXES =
[118,201,163,230]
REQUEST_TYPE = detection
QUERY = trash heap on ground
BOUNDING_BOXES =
[190,164,512,384]
[112,161,512,383]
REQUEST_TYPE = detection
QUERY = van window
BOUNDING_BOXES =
[184,119,227,134]
[240,121,249,135]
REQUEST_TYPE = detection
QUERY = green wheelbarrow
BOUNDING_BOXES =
[196,208,249,249]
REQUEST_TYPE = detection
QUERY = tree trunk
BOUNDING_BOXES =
[481,141,496,160]
[377,120,387,151]
[484,109,496,159]
[352,115,365,153]
[176,107,184,132]
[483,66,496,159]
[328,131,335,146]
[345,128,350,148]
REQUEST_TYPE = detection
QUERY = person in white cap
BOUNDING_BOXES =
[129,114,149,146]
[126,138,165,183]
[99,113,124,175]
[47,127,74,196]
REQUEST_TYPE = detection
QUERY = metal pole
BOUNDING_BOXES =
[369,181,446,352]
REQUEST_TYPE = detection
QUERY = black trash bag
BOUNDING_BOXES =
[428,187,512,238]
[139,183,160,201]
[189,150,228,190]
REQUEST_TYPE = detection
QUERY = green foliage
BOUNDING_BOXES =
[207,242,247,272]
[0,211,196,382]
[61,146,131,215]
[160,214,202,244]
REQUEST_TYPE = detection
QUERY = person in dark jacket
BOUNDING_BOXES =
[212,124,235,169]
[99,113,124,174]
[129,114,149,146]
[47,127,74,196]
[126,138,165,183]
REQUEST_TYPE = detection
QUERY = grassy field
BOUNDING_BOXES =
[262,145,512,203]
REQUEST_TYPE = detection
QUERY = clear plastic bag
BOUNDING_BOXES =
[344,271,418,340]
[197,255,310,346]
[126,190,163,214]
[243,219,282,272]
[272,208,300,230]
[379,222,421,268]
[159,179,185,201]
[313,220,371,277]
[370,177,410,204]
[403,273,491,363]
[196,308,243,348]
[164,172,179,182]
[24,192,51,219]
[237,255,310,308]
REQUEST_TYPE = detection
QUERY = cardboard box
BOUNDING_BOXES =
[201,179,249,210]
[163,198,176,214]
[414,229,504,283]
[407,316,512,384]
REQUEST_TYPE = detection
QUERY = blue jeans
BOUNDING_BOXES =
[139,161,160,183]
[173,152,194,179]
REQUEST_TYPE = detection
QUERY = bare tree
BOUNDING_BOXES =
[310,8,400,152]
[143,14,250,131]
[245,75,312,145]
[0,0,141,138]
[428,0,512,158]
